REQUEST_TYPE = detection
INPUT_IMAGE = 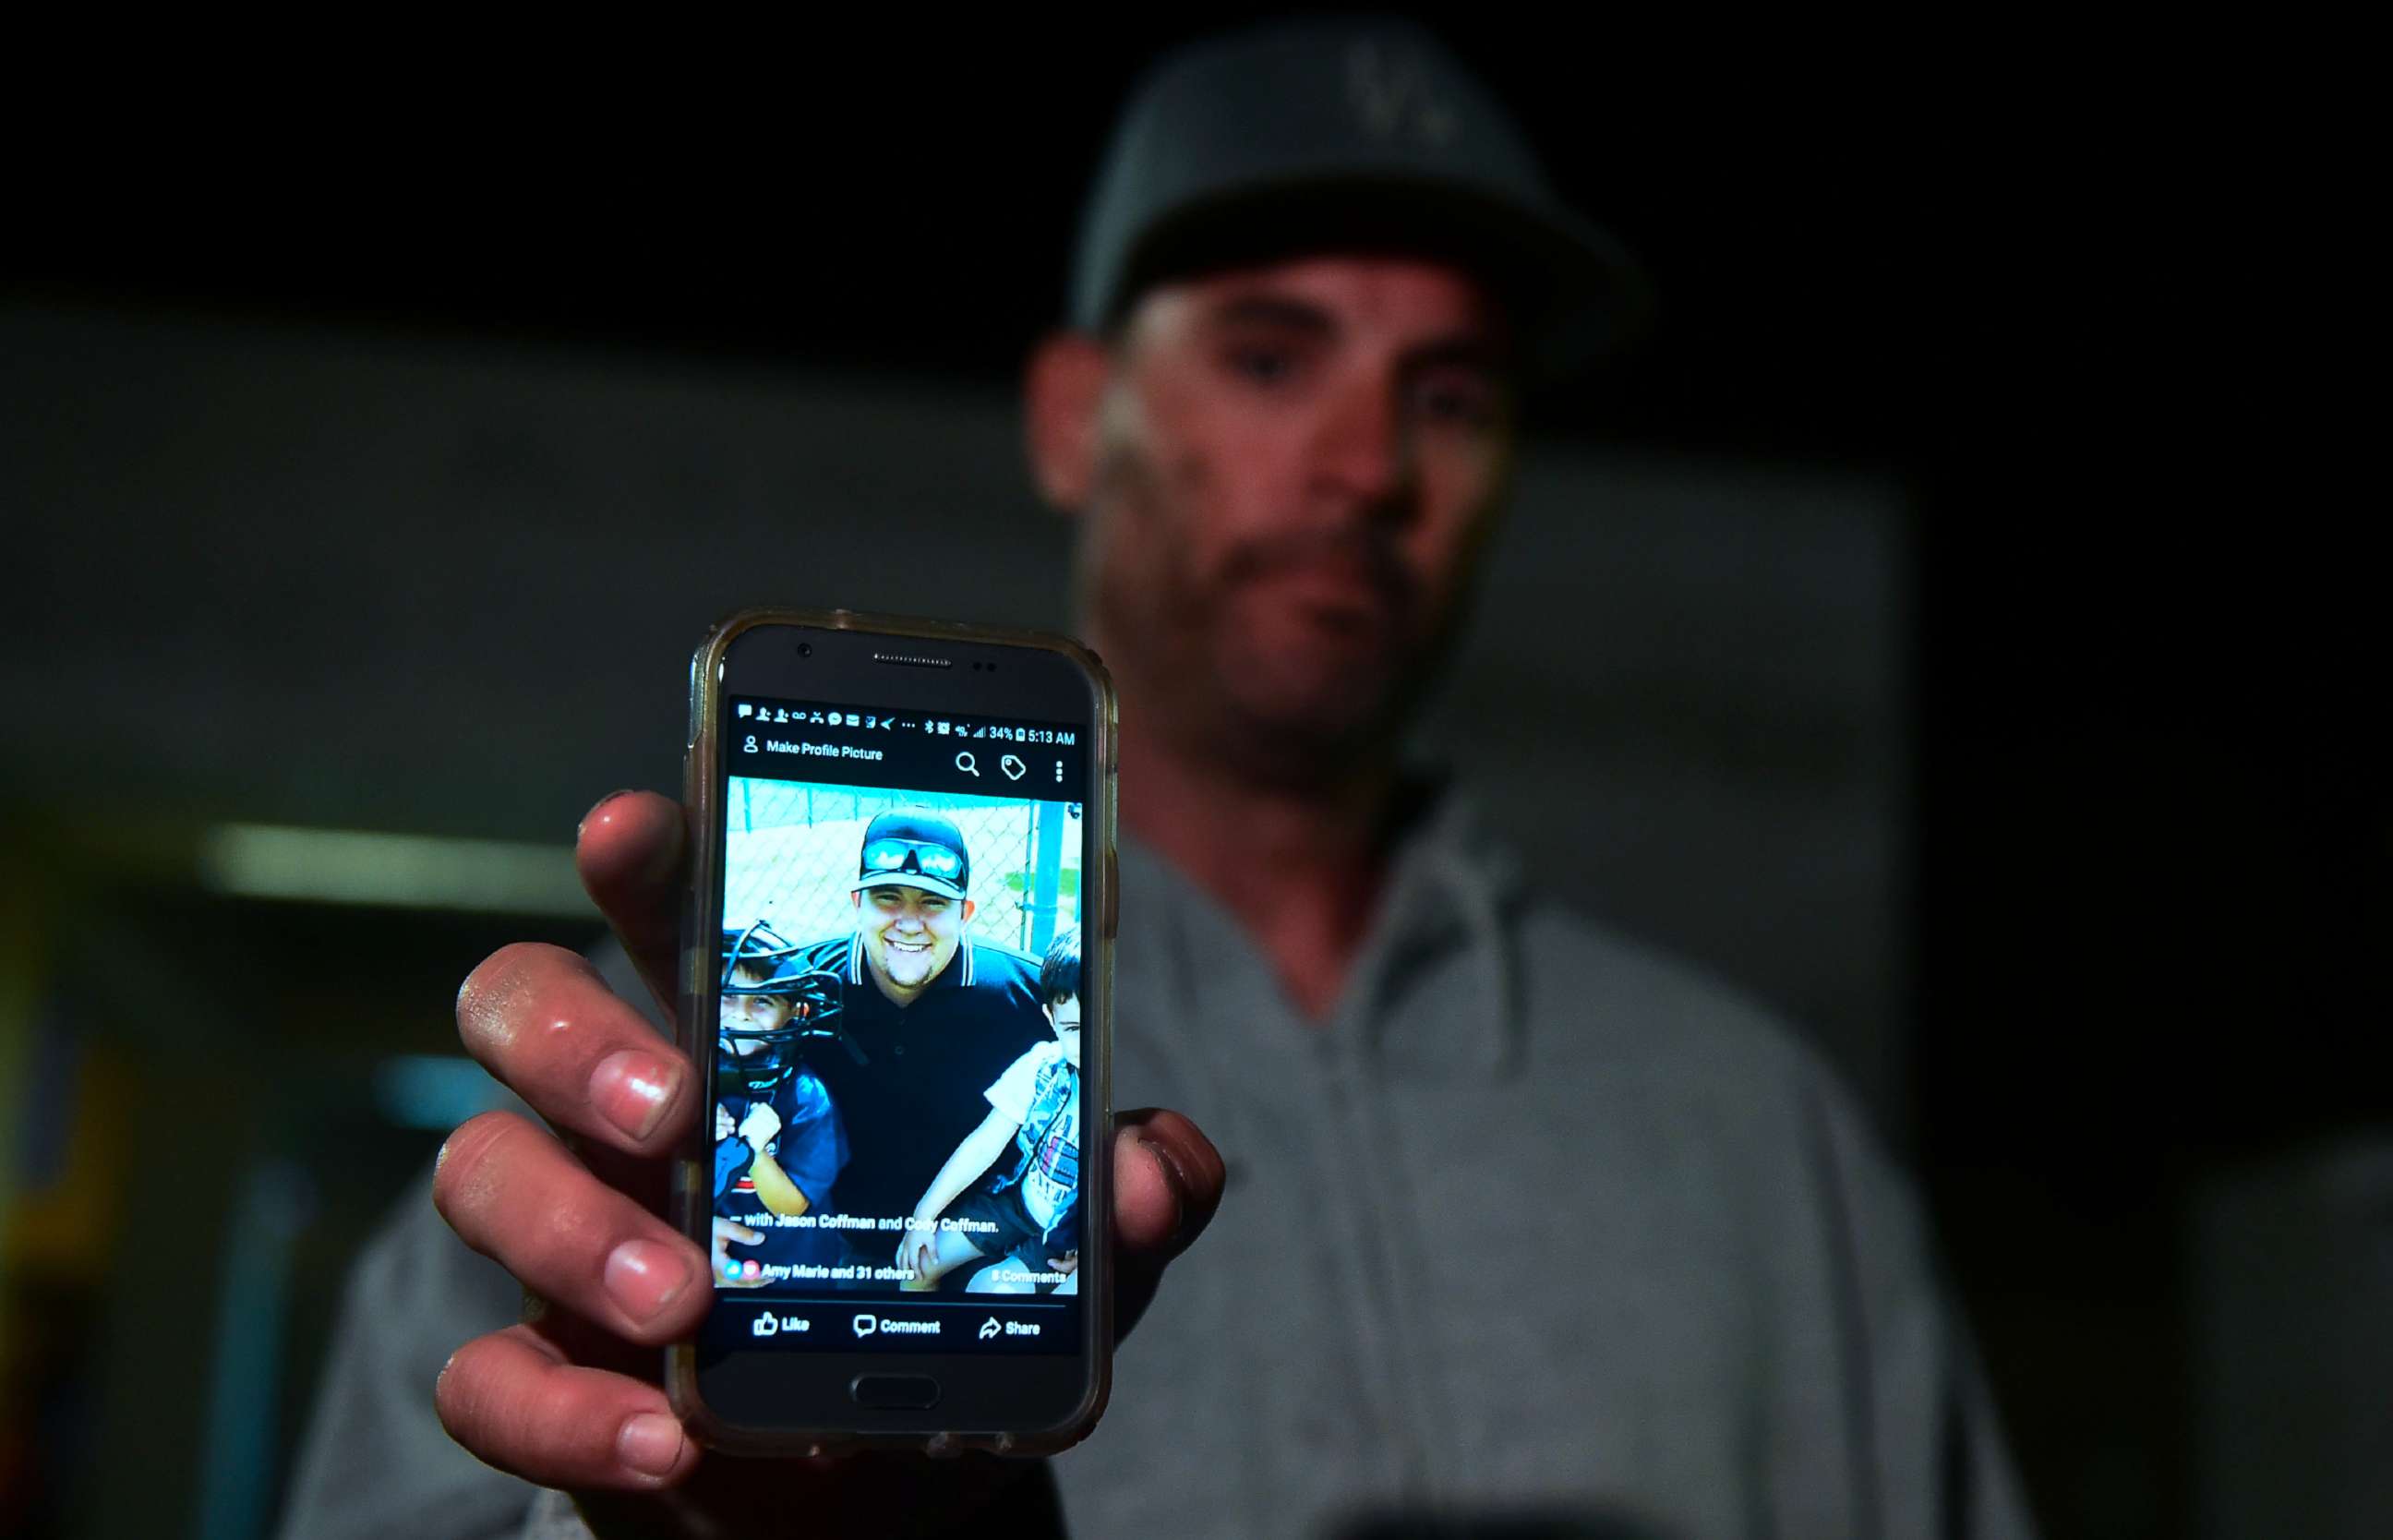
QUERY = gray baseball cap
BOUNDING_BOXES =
[1068,17,1651,380]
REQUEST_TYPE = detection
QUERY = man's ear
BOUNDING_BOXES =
[960,896,978,925]
[1023,331,1112,514]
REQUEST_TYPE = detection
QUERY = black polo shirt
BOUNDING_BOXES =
[789,930,1051,1230]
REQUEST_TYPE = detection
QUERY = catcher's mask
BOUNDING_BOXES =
[718,920,856,1095]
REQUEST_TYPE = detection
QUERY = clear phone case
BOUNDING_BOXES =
[665,608,1118,1458]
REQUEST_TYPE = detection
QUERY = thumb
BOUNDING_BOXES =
[1111,1107,1225,1345]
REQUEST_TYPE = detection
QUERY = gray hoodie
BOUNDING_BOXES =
[278,792,2034,1540]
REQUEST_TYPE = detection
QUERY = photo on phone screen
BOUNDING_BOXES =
[701,697,1090,1358]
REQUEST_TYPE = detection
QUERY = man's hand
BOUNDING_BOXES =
[430,789,1224,1533]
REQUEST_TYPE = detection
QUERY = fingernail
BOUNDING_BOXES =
[578,789,639,842]
[605,1238,692,1322]
[618,1412,686,1478]
[1136,1134,1194,1246]
[590,1050,679,1141]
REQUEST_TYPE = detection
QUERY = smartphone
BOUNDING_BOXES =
[667,608,1116,1456]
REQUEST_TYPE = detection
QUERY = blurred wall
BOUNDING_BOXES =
[2,299,1910,1118]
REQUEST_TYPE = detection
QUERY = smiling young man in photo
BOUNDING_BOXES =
[775,808,1054,1267]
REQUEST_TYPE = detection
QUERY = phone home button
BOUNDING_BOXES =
[850,1374,941,1410]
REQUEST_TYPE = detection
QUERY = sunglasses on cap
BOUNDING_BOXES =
[859,837,965,882]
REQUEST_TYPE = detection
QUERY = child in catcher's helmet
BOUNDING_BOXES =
[896,925,1084,1294]
[713,919,851,1287]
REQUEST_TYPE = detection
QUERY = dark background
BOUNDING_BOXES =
[2,15,2378,1540]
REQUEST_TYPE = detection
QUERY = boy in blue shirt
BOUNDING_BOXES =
[712,920,850,1285]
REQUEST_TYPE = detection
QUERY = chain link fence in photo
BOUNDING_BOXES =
[724,778,1082,957]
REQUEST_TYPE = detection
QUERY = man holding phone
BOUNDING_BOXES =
[283,17,2034,1540]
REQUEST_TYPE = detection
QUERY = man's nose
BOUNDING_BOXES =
[1306,374,1416,523]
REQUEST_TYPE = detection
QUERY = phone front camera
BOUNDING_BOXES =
[797,642,813,658]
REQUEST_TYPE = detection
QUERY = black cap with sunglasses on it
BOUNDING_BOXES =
[851,810,971,902]
[1068,16,1652,383]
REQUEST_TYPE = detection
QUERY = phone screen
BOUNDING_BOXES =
[697,694,1093,1364]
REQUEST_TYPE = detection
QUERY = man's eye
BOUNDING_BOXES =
[1228,346,1296,385]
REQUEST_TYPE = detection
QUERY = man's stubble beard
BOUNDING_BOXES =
[1077,432,1463,793]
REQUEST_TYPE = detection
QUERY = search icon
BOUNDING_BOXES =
[955,751,980,776]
